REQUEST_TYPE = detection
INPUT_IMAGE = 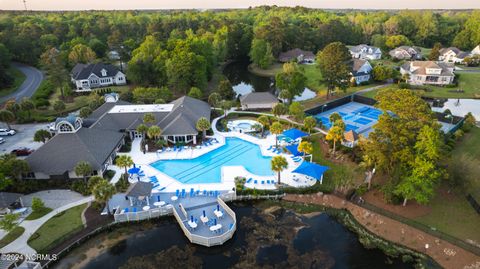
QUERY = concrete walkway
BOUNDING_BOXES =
[1,196,93,255]
[284,193,480,269]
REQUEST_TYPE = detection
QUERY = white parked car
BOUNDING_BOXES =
[48,123,56,132]
[0,128,15,136]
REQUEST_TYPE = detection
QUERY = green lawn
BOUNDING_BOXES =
[452,127,480,161]
[0,227,25,248]
[248,63,283,77]
[28,203,87,253]
[0,67,26,98]
[419,47,432,57]
[414,190,480,243]
[361,72,480,99]
[25,207,53,221]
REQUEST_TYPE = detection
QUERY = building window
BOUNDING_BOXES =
[58,123,73,133]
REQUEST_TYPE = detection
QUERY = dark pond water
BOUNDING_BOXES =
[54,203,419,269]
[223,61,316,101]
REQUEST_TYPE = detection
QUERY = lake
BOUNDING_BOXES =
[54,203,419,269]
[223,61,316,101]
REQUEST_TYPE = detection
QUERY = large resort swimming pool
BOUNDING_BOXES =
[150,138,274,184]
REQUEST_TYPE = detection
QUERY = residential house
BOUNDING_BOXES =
[389,46,422,60]
[25,96,211,180]
[351,59,373,85]
[239,92,279,110]
[438,47,470,64]
[349,45,382,60]
[400,61,455,86]
[278,49,315,64]
[472,45,480,55]
[342,130,359,148]
[71,63,126,92]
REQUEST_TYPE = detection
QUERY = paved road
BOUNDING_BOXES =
[0,63,44,103]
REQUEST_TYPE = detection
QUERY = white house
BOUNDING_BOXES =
[438,47,470,64]
[400,61,455,86]
[472,45,480,55]
[349,45,382,60]
[389,46,422,60]
[351,59,373,84]
[71,63,126,92]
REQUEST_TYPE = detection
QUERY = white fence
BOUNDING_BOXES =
[113,205,173,222]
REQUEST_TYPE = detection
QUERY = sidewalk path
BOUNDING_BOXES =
[1,196,93,255]
[284,193,480,269]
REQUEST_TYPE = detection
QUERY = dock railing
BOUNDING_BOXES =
[113,205,173,223]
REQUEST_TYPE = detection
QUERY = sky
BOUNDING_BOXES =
[1,0,479,10]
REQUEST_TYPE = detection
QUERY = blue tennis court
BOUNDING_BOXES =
[311,101,383,137]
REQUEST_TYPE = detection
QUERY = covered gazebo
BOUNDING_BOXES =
[292,162,329,184]
[125,182,153,207]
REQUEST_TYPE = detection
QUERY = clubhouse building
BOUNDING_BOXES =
[25,95,210,180]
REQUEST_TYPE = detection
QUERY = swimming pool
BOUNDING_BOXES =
[150,138,273,184]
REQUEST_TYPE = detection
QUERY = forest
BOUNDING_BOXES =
[0,7,479,95]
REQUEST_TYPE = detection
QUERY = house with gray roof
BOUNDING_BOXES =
[25,95,211,180]
[400,61,455,86]
[0,192,23,215]
[349,44,382,60]
[71,63,126,92]
[278,49,315,64]
[389,46,422,60]
[438,47,470,64]
[239,92,279,110]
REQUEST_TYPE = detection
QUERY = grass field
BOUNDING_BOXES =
[0,227,25,248]
[25,207,53,221]
[0,67,26,98]
[414,189,480,243]
[28,204,87,253]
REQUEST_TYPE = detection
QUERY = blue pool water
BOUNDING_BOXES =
[150,138,273,184]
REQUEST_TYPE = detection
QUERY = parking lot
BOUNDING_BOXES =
[0,123,50,157]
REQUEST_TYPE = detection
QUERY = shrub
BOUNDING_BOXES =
[71,180,89,196]
[355,184,369,196]
[397,82,410,89]
[103,170,116,180]
[31,197,45,212]
[115,175,130,192]
[454,129,464,140]
[87,176,103,193]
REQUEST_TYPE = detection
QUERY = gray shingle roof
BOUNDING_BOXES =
[240,92,279,105]
[0,192,22,208]
[278,49,315,62]
[126,182,153,197]
[401,61,454,76]
[26,128,124,175]
[72,63,122,80]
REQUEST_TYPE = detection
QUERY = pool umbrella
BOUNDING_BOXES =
[191,215,194,222]
[214,218,217,225]
[157,196,160,202]
[128,167,140,174]
[217,205,220,211]
[292,161,329,184]
[203,210,206,217]
[285,144,302,156]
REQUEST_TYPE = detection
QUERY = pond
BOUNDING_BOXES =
[223,61,316,101]
[430,98,480,120]
[54,203,420,269]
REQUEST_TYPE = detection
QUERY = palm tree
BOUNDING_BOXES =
[270,121,283,147]
[208,92,221,107]
[75,161,92,183]
[136,124,148,138]
[143,113,155,125]
[272,103,287,118]
[0,110,15,130]
[271,156,288,185]
[196,117,211,141]
[297,141,313,161]
[325,125,344,156]
[115,155,133,181]
[147,125,162,141]
[257,115,270,137]
[303,116,317,134]
[92,178,116,215]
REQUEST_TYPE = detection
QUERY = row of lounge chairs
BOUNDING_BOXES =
[175,189,220,198]
[291,156,303,163]
[246,178,276,185]
[266,145,282,154]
